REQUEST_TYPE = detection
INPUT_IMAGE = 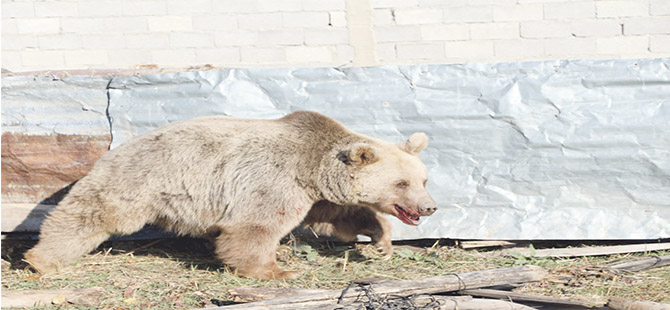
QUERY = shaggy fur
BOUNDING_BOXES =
[25,111,436,280]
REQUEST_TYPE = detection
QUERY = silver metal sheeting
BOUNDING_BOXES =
[5,58,668,240]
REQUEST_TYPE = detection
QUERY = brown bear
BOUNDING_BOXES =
[25,111,437,280]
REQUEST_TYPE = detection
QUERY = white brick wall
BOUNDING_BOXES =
[2,0,669,72]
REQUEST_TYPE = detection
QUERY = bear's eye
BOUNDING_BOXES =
[396,181,409,188]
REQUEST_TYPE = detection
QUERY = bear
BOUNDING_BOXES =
[302,202,394,256]
[25,111,437,280]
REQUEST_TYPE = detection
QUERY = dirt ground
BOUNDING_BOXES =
[1,236,668,309]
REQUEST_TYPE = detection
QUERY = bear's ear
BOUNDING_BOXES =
[401,132,429,154]
[337,143,378,166]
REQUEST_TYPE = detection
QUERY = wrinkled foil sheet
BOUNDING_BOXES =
[10,58,670,240]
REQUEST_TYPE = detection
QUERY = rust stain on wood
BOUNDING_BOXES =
[1,132,110,203]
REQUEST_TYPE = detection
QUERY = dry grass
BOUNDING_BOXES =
[1,236,668,309]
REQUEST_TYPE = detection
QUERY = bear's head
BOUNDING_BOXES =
[338,132,437,225]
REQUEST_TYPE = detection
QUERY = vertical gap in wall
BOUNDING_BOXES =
[104,78,114,151]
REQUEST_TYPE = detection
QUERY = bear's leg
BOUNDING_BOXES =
[214,225,300,280]
[368,212,393,256]
[24,201,147,274]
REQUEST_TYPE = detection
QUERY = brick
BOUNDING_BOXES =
[2,19,19,35]
[123,0,167,16]
[396,42,444,59]
[195,48,240,64]
[371,0,419,9]
[167,0,213,14]
[2,1,34,18]
[376,43,396,61]
[494,39,544,58]
[258,0,302,12]
[520,21,571,38]
[335,44,355,63]
[517,0,568,3]
[444,40,494,59]
[238,13,282,30]
[152,49,196,65]
[78,1,123,17]
[107,49,153,66]
[2,35,38,50]
[286,46,334,63]
[470,0,516,4]
[651,0,670,16]
[212,0,259,13]
[544,1,595,20]
[2,51,22,71]
[34,1,78,17]
[596,36,648,54]
[240,47,286,63]
[192,15,238,30]
[420,24,469,41]
[38,34,82,50]
[493,4,543,21]
[443,6,494,23]
[375,26,421,42]
[470,22,518,40]
[394,8,443,25]
[17,18,60,35]
[596,1,649,18]
[570,19,622,37]
[329,11,347,27]
[257,30,304,46]
[305,28,348,45]
[544,37,597,56]
[282,12,330,28]
[148,16,192,31]
[303,0,345,11]
[420,0,466,6]
[64,50,109,66]
[103,17,148,33]
[215,31,259,46]
[373,9,394,25]
[170,32,214,48]
[22,50,65,67]
[623,17,670,35]
[81,34,126,49]
[650,35,670,52]
[125,33,170,48]
[61,18,105,33]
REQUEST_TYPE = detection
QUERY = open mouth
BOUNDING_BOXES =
[394,205,420,226]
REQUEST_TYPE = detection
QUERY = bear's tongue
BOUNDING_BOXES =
[394,205,420,226]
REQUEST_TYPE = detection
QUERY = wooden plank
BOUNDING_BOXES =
[607,255,670,272]
[1,203,55,232]
[1,133,109,204]
[199,265,547,309]
[1,287,104,308]
[460,288,606,308]
[459,240,516,249]
[608,297,670,310]
[506,243,670,258]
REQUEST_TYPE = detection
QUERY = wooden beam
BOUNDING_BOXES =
[1,287,104,308]
[459,240,516,249]
[199,265,547,309]
[460,288,605,308]
[506,243,670,258]
[607,254,670,272]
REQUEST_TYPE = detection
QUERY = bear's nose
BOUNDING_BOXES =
[419,202,437,216]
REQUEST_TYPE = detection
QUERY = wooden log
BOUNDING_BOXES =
[306,296,536,310]
[608,297,670,310]
[607,255,670,272]
[460,288,606,308]
[507,243,670,258]
[1,287,104,308]
[200,265,547,309]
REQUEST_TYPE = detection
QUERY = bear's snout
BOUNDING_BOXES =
[418,201,437,216]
